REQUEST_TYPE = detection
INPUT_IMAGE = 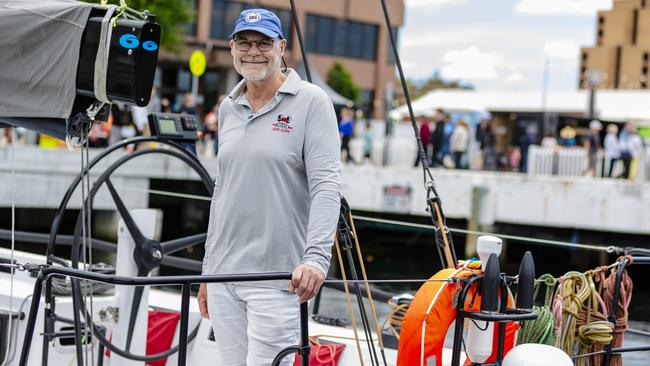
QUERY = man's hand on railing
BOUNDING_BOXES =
[198,283,209,319]
[289,264,325,303]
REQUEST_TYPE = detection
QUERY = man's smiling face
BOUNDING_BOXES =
[230,30,286,82]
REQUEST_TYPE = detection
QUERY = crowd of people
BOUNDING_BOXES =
[578,120,645,179]
[333,106,647,180]
[1,99,647,181]
[412,108,477,169]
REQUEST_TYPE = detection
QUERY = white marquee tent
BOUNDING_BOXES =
[389,89,650,122]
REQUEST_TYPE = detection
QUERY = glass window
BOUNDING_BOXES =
[305,14,379,60]
[317,16,334,54]
[306,15,318,52]
[347,22,363,59]
[333,19,348,56]
[183,0,198,36]
[210,0,245,40]
[362,24,378,60]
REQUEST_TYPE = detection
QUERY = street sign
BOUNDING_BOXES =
[189,50,206,77]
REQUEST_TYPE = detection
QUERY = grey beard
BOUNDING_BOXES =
[235,56,281,81]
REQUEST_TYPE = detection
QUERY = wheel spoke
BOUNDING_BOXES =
[160,233,207,255]
[105,179,147,244]
[124,268,148,351]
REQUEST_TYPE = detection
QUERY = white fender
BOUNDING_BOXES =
[502,344,573,366]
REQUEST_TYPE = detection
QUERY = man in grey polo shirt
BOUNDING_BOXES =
[197,8,341,365]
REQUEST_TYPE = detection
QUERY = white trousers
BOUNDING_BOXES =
[207,283,300,366]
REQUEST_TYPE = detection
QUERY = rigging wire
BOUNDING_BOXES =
[85,134,96,366]
[80,136,89,366]
[351,215,621,253]
[378,0,456,269]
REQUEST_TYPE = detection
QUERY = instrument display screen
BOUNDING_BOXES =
[158,118,177,134]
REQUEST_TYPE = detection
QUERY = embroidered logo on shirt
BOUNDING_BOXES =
[272,114,294,134]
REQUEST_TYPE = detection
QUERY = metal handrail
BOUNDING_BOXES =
[18,266,309,366]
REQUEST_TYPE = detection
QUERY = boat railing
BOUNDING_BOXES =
[16,266,310,366]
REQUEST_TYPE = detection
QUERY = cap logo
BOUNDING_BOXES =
[245,12,262,23]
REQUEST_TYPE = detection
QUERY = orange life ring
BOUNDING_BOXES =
[397,268,518,366]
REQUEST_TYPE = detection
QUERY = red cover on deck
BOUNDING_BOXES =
[293,339,345,366]
[105,310,180,366]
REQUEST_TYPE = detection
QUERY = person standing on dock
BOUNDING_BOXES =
[197,8,342,366]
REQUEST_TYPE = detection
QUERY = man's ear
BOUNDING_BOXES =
[279,39,287,56]
[229,39,236,56]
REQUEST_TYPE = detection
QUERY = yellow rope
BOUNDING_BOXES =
[334,237,365,366]
[554,271,614,364]
[380,298,409,339]
[432,201,455,268]
[348,212,387,354]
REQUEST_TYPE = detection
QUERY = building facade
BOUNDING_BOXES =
[580,0,650,89]
[158,0,404,119]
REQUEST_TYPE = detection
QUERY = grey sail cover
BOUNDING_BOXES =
[0,0,94,118]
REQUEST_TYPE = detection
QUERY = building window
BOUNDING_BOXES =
[183,0,198,36]
[644,52,649,62]
[210,0,293,46]
[597,29,604,45]
[305,14,378,61]
[599,16,605,24]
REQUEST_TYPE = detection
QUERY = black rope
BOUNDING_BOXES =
[289,0,312,83]
[378,0,454,269]
[379,0,434,188]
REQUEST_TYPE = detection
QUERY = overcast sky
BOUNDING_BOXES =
[399,0,614,91]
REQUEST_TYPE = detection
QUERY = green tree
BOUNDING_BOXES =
[393,72,474,106]
[84,0,193,52]
[326,62,360,103]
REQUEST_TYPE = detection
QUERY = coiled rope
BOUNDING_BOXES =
[590,257,633,366]
[517,273,556,345]
[380,297,410,339]
[552,270,616,364]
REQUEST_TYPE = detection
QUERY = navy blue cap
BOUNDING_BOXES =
[230,9,284,40]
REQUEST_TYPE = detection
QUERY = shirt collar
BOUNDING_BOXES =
[227,68,302,102]
[277,68,301,95]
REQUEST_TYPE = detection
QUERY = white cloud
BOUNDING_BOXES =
[440,46,499,80]
[516,0,612,17]
[405,0,464,8]
[543,40,579,59]
[506,72,525,82]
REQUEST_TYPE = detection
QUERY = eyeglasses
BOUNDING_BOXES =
[234,38,275,52]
